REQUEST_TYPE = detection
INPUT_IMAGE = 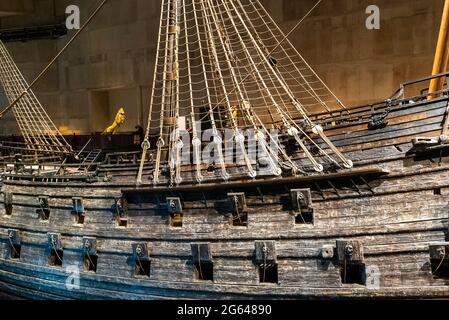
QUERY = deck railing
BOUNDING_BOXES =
[308,72,449,127]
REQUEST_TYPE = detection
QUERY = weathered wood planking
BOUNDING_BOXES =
[1,99,449,299]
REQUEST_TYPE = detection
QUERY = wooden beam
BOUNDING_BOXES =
[124,168,389,194]
[429,0,449,99]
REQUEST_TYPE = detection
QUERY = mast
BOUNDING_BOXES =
[153,0,182,185]
[138,0,353,186]
[429,0,449,99]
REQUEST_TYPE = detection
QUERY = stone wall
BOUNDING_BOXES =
[0,0,445,135]
[0,0,158,135]
[270,0,444,107]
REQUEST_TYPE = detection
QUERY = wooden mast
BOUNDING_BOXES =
[429,0,449,99]
[153,0,181,185]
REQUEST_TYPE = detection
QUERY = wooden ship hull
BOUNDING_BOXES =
[0,87,449,299]
[1,0,449,300]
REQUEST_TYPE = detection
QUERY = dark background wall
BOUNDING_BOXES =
[0,0,445,134]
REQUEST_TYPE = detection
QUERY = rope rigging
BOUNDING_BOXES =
[0,40,72,156]
[137,0,352,186]
[0,0,109,157]
[138,0,353,186]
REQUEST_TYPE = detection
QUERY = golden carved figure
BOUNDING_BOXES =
[103,107,126,134]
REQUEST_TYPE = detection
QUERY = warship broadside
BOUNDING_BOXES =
[0,0,448,299]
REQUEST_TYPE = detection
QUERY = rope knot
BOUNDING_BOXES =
[136,245,143,257]
[345,244,354,257]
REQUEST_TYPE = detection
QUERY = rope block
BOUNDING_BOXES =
[47,233,62,250]
[114,197,128,218]
[82,237,97,256]
[36,196,50,218]
[254,241,276,264]
[7,229,20,245]
[227,192,247,213]
[191,243,212,263]
[71,197,84,215]
[290,189,312,212]
[336,240,364,263]
[132,243,151,261]
[429,243,449,260]
[166,197,182,214]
